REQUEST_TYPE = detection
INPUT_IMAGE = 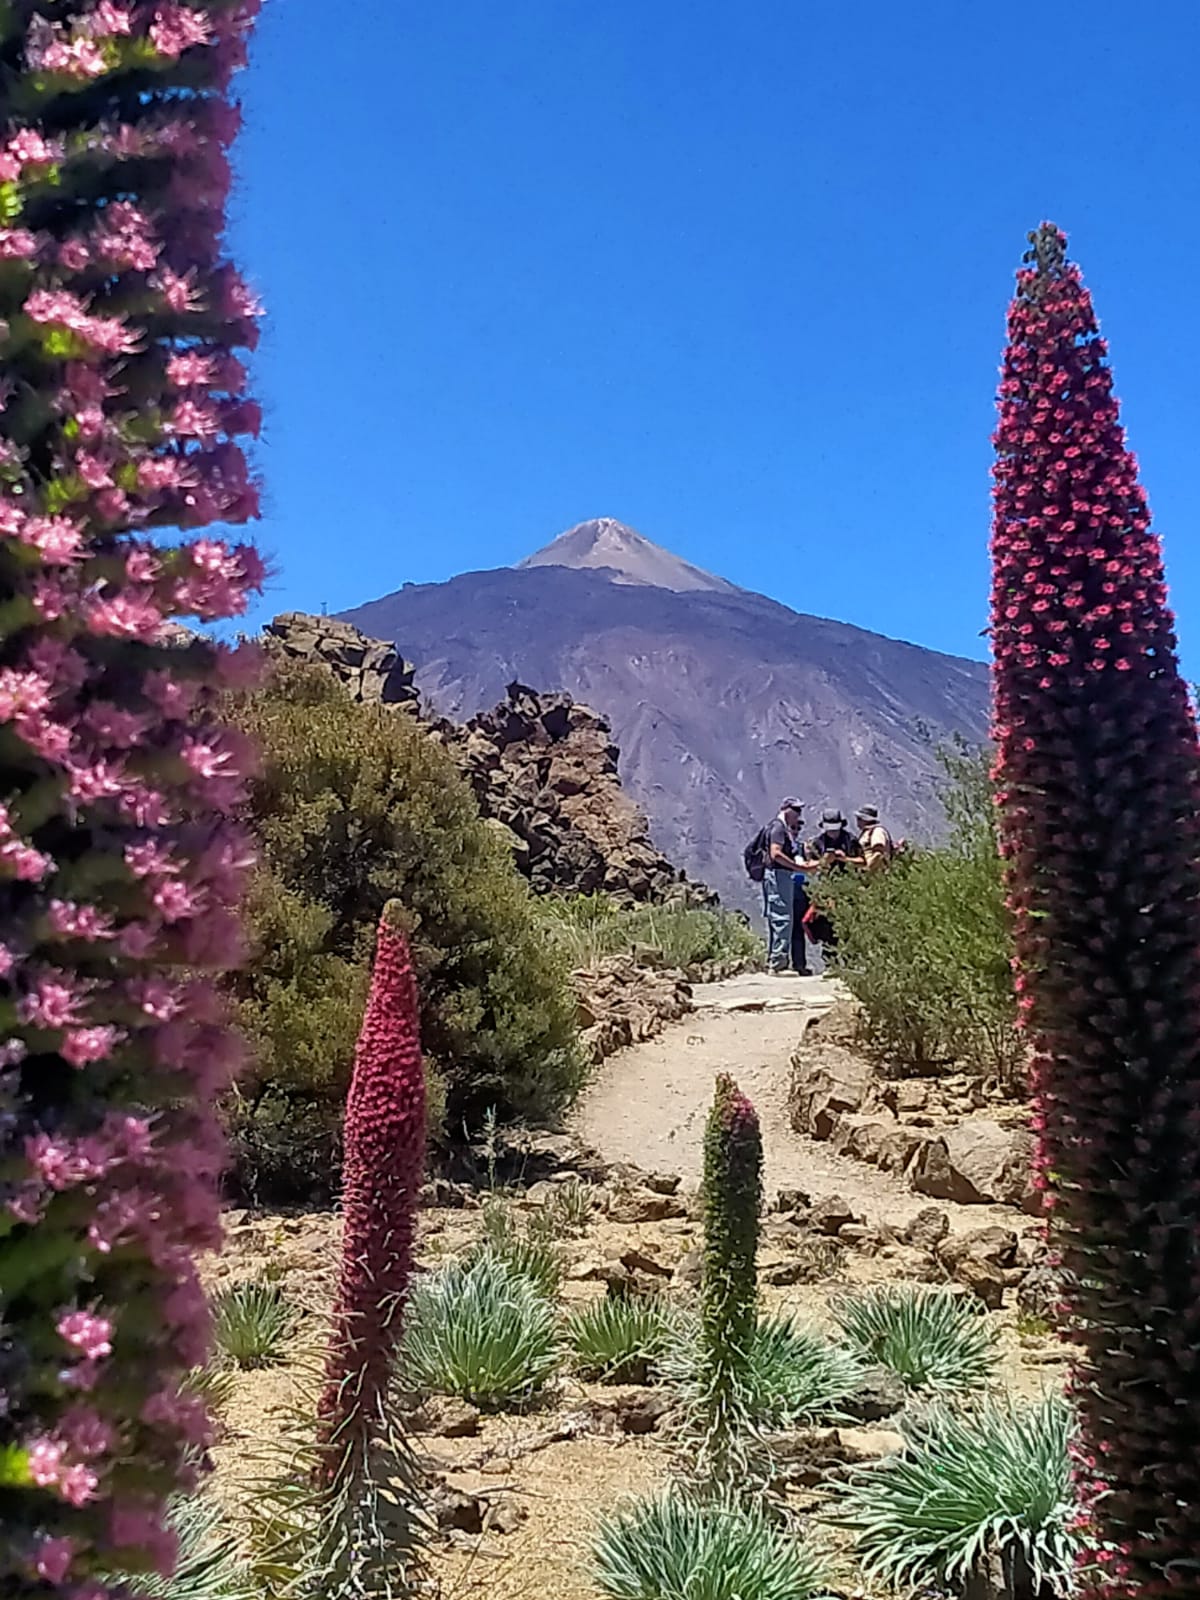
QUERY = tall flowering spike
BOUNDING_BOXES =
[991,222,1200,1592]
[0,3,262,1594]
[319,902,427,1480]
[697,1071,762,1488]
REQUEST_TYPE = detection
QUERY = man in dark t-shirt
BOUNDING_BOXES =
[762,798,804,972]
[802,809,864,954]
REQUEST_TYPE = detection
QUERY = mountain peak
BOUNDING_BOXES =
[516,518,738,595]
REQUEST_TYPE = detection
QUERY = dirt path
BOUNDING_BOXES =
[574,973,978,1229]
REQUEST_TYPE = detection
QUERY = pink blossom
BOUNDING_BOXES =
[85,590,163,640]
[167,349,217,387]
[170,397,221,441]
[42,36,109,79]
[149,4,214,57]
[59,1463,100,1505]
[50,901,115,941]
[153,878,202,923]
[7,129,58,168]
[17,711,73,762]
[33,1536,75,1584]
[0,669,51,721]
[20,515,84,564]
[19,974,86,1029]
[0,227,39,259]
[57,1310,114,1362]
[154,266,204,315]
[127,841,181,879]
[60,1407,115,1458]
[27,1132,104,1189]
[62,1026,122,1067]
[29,1436,66,1487]
[0,838,54,881]
[87,2,135,37]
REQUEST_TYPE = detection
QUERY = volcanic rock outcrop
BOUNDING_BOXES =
[265,613,716,909]
[265,612,420,710]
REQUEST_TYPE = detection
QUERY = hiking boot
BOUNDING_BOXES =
[792,965,812,977]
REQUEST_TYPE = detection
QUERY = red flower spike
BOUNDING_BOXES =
[318,903,426,1479]
[991,223,1200,1588]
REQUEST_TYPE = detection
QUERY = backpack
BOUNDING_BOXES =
[743,825,771,883]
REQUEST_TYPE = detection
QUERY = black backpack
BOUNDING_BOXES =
[744,825,771,883]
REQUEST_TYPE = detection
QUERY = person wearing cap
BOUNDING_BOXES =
[855,803,897,873]
[762,798,804,974]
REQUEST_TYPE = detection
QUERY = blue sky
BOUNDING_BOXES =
[230,0,1200,673]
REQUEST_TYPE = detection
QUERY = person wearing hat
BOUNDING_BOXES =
[855,803,897,873]
[761,798,805,974]
[804,809,864,870]
[801,809,864,956]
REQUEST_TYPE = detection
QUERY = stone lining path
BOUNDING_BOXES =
[572,972,971,1228]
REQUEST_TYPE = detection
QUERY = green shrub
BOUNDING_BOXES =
[818,749,1022,1084]
[567,1295,672,1384]
[541,895,762,976]
[832,1284,998,1393]
[592,1491,829,1600]
[402,1250,560,1406]
[211,1282,298,1370]
[836,1394,1081,1595]
[226,659,582,1198]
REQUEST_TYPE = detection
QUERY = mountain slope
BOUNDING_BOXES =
[341,523,990,906]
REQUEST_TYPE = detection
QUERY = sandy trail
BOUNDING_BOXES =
[573,973,973,1228]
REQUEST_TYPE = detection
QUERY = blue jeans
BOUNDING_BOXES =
[762,867,794,970]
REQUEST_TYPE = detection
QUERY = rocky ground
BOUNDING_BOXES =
[206,976,1063,1599]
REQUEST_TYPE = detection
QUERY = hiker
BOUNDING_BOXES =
[756,798,804,974]
[801,809,863,956]
[856,803,898,873]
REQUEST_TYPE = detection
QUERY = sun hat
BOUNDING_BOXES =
[780,797,804,812]
[820,808,846,829]
[856,804,879,823]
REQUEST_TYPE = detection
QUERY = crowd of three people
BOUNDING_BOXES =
[760,800,894,975]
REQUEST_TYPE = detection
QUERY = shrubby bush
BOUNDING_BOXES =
[818,748,1022,1084]
[540,893,762,976]
[225,660,582,1198]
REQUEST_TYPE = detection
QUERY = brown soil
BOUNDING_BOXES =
[207,977,1062,1598]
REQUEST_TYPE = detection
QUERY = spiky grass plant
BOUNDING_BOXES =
[743,1315,866,1426]
[117,1496,253,1600]
[836,1393,1083,1596]
[211,1281,296,1370]
[181,1365,236,1414]
[592,1491,830,1600]
[402,1250,560,1407]
[567,1295,671,1384]
[833,1284,998,1393]
[546,1177,596,1234]
[473,1196,565,1297]
[666,1310,864,1430]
